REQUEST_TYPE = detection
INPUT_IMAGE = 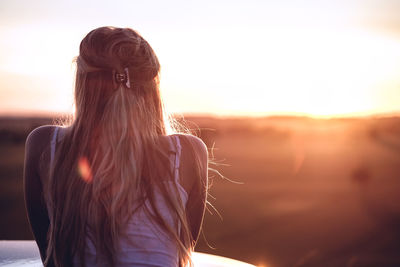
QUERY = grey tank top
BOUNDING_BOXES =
[49,127,188,267]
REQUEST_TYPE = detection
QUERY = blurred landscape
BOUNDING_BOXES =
[1,115,400,267]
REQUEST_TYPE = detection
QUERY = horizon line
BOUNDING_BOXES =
[1,110,400,120]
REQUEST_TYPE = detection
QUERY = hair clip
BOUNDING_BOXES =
[114,68,131,88]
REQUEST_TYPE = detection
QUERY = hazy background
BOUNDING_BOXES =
[1,0,400,266]
[1,115,400,267]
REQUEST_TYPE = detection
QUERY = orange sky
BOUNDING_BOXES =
[1,0,400,118]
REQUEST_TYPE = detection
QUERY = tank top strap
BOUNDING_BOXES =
[173,135,182,183]
[167,135,182,183]
[50,127,59,168]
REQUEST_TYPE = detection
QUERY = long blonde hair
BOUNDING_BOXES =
[45,27,196,266]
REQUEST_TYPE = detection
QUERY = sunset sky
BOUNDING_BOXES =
[0,0,400,117]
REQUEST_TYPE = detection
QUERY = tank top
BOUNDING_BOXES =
[49,127,189,267]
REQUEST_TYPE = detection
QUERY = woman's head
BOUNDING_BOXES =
[74,26,165,136]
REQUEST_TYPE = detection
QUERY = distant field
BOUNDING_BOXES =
[1,115,400,267]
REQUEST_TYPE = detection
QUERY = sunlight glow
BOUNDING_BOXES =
[0,0,400,117]
[191,252,258,267]
[154,26,400,118]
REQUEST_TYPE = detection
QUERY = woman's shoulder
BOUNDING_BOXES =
[26,125,57,140]
[26,125,59,151]
[169,134,208,193]
[24,125,61,186]
[170,133,207,159]
[25,125,69,163]
[26,125,53,147]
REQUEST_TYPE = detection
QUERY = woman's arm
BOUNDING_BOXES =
[180,135,208,243]
[23,126,52,262]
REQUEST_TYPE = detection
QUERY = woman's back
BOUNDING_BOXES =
[45,128,190,266]
[25,125,207,267]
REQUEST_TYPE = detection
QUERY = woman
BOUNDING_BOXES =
[24,26,208,267]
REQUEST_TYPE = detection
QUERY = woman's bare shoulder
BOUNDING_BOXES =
[25,125,67,165]
[26,125,58,150]
[24,126,60,186]
[173,133,207,158]
[171,134,208,193]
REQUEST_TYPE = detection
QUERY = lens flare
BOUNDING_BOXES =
[78,156,93,183]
